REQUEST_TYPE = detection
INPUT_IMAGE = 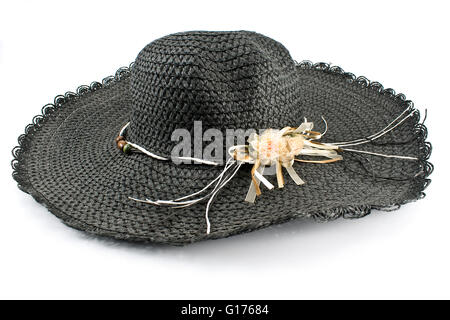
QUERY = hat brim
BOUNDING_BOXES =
[12,62,432,245]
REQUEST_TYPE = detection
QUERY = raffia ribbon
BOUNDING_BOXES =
[229,120,343,203]
[124,109,421,234]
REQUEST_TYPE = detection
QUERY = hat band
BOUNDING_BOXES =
[114,109,420,234]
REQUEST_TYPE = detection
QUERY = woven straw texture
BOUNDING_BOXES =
[12,31,432,245]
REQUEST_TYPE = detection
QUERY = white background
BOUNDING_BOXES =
[1,0,448,299]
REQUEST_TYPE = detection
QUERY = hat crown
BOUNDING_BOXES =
[128,31,301,156]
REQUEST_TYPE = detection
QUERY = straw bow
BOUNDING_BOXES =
[229,119,342,203]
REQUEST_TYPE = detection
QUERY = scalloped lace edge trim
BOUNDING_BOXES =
[10,61,433,241]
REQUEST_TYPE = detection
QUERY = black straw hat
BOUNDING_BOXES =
[12,31,432,245]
